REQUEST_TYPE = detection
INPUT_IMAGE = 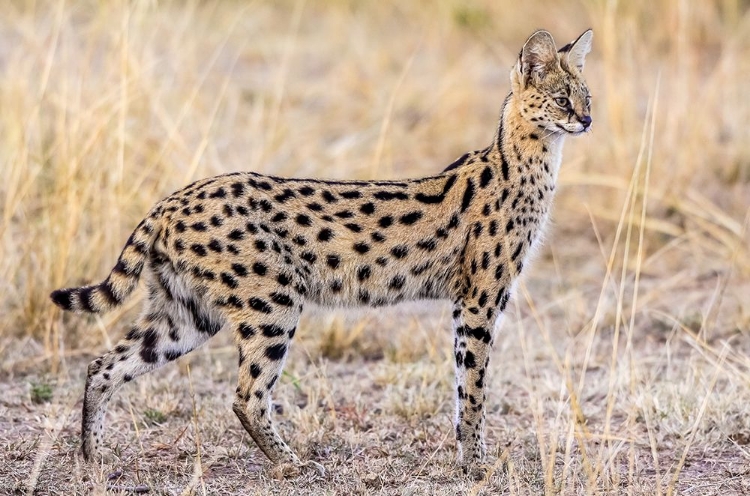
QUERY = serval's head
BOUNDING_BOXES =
[511,29,593,136]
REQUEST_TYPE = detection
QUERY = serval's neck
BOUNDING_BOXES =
[490,93,566,186]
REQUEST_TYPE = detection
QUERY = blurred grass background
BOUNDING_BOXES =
[0,0,750,353]
[1,0,748,348]
[1,1,750,493]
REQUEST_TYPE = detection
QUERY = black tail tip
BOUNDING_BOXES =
[50,289,73,310]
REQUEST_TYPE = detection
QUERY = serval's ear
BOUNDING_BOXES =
[559,29,593,72]
[516,30,558,87]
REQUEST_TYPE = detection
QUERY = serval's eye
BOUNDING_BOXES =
[555,97,569,108]
[585,95,592,106]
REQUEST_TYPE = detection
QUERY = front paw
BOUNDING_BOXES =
[460,462,493,481]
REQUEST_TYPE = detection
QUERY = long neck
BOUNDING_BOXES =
[491,92,566,185]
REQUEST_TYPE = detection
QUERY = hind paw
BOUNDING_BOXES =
[269,460,325,479]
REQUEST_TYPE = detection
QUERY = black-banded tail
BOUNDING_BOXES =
[51,215,162,314]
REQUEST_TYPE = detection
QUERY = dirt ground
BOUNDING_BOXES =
[4,258,750,494]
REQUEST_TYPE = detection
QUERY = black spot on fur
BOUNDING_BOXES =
[318,228,334,242]
[164,350,182,361]
[274,189,296,203]
[391,245,408,259]
[378,216,393,228]
[248,297,273,314]
[192,267,216,280]
[296,214,312,226]
[357,266,371,281]
[238,323,255,339]
[464,351,476,368]
[261,324,285,337]
[231,182,245,198]
[225,295,244,309]
[353,242,370,254]
[228,229,245,241]
[400,211,423,225]
[389,275,406,290]
[298,185,315,196]
[271,212,287,223]
[270,292,293,307]
[358,289,370,304]
[231,263,248,277]
[301,251,317,264]
[327,255,340,269]
[334,210,354,219]
[140,336,159,363]
[209,187,226,199]
[265,344,287,361]
[467,326,492,343]
[190,244,207,256]
[417,238,437,251]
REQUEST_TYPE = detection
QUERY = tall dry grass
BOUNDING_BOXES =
[1,1,750,494]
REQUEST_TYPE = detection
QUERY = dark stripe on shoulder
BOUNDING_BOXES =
[415,175,457,204]
[480,166,493,188]
[443,153,471,172]
[460,178,475,213]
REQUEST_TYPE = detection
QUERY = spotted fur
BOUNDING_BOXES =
[51,29,593,476]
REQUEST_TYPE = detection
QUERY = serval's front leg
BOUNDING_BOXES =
[452,288,505,479]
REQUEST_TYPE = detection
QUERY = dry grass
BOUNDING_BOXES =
[1,0,750,494]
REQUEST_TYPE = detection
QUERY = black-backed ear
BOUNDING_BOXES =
[516,30,558,87]
[559,29,593,72]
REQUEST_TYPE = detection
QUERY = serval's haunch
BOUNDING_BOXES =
[51,28,593,478]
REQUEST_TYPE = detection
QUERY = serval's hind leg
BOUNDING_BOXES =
[81,258,224,461]
[229,289,324,477]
